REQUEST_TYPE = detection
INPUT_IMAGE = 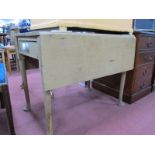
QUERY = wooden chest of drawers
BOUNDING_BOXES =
[92,32,155,103]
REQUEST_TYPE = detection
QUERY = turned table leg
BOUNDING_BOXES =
[19,55,31,111]
[44,90,53,134]
[119,72,126,106]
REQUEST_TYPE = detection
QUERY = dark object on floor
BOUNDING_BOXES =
[0,63,15,135]
[0,85,15,135]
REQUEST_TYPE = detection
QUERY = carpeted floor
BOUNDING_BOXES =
[1,69,155,135]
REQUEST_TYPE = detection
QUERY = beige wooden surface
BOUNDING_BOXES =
[38,32,136,91]
[31,19,133,32]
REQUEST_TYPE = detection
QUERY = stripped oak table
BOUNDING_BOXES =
[16,31,136,134]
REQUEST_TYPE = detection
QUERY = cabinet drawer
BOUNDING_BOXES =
[133,78,152,93]
[135,51,155,66]
[133,64,153,92]
[137,35,155,50]
[18,39,39,59]
[134,63,154,82]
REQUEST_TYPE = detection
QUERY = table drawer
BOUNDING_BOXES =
[137,35,155,50]
[18,39,39,59]
[135,51,155,66]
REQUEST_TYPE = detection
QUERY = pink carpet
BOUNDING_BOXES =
[2,69,155,135]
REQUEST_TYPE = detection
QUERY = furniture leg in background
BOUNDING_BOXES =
[1,85,15,134]
[85,80,93,91]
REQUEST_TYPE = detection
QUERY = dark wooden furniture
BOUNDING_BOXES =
[0,64,15,134]
[92,32,155,103]
[0,85,15,135]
